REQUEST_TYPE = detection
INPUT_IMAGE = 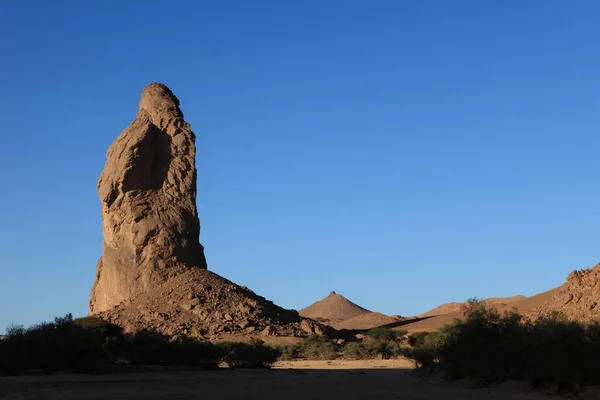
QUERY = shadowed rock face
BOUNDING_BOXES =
[90,83,207,314]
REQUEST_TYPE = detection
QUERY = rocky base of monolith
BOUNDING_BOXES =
[96,268,331,340]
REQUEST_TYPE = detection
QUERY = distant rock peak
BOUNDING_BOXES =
[300,292,371,321]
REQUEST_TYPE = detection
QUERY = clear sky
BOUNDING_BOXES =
[1,1,599,331]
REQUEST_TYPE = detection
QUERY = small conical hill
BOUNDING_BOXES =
[299,291,371,322]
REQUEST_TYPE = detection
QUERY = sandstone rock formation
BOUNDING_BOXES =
[529,263,600,321]
[90,83,207,314]
[89,83,331,341]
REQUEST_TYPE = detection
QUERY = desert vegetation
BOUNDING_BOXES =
[403,299,600,392]
[274,327,408,361]
[0,314,278,375]
[8,302,600,396]
[0,313,413,376]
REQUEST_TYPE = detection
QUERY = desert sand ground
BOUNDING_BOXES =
[273,359,414,369]
[3,361,600,400]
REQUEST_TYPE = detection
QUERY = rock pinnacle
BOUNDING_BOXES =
[90,83,207,313]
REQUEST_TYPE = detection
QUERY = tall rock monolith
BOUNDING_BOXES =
[90,83,207,313]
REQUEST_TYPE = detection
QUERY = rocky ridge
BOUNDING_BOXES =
[528,263,600,321]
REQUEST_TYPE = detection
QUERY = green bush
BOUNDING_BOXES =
[73,316,123,336]
[436,300,528,382]
[380,340,403,359]
[217,340,279,368]
[525,312,587,387]
[294,335,338,360]
[405,330,447,371]
[121,331,223,369]
[1,314,107,374]
[122,330,173,365]
[272,332,409,362]
[272,343,300,360]
[343,339,404,360]
[0,314,283,375]
[403,299,600,390]
[343,341,378,359]
[407,331,430,347]
[343,339,403,360]
[169,337,224,369]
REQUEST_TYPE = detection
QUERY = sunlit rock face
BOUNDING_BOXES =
[90,83,207,314]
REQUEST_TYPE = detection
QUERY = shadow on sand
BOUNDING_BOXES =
[2,367,591,400]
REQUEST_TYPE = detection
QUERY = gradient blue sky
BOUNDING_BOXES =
[1,1,599,331]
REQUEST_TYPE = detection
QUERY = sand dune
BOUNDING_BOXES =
[417,296,526,318]
[399,289,558,333]
[332,312,398,330]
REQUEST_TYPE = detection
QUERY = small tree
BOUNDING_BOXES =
[296,335,338,360]
[366,327,404,341]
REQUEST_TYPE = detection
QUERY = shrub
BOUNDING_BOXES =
[0,314,282,374]
[295,335,338,360]
[403,299,600,390]
[408,331,432,347]
[122,330,173,365]
[436,300,528,382]
[217,340,279,368]
[343,339,404,360]
[163,336,223,369]
[272,344,300,360]
[73,316,123,336]
[405,330,447,371]
[525,312,587,387]
[380,339,403,359]
[583,321,600,383]
[1,314,107,374]
[343,341,378,359]
[119,330,224,369]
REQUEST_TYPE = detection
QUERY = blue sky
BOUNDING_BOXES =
[1,1,599,331]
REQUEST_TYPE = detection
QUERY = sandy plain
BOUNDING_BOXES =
[2,360,600,400]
